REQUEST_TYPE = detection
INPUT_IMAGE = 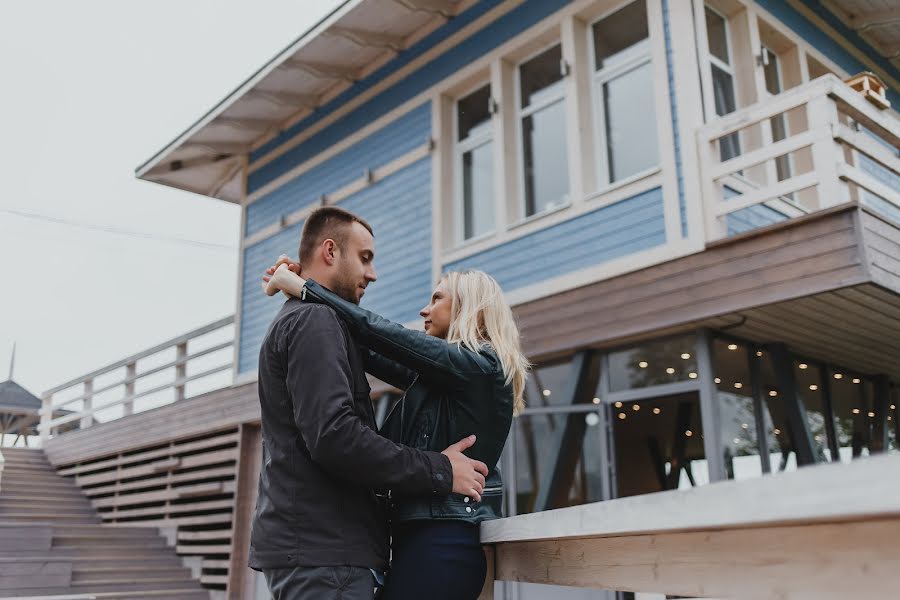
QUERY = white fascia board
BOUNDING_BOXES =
[134,0,361,181]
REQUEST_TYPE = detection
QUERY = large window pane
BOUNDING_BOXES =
[712,65,740,160]
[612,393,708,498]
[514,412,605,513]
[457,85,492,142]
[793,361,830,462]
[889,388,899,453]
[608,336,698,392]
[519,45,564,109]
[592,0,649,70]
[522,100,569,215]
[603,61,659,181]
[757,355,797,473]
[705,6,729,64]
[524,360,579,408]
[462,141,494,239]
[712,340,765,480]
[829,370,872,463]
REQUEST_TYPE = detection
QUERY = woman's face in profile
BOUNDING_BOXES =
[420,279,452,339]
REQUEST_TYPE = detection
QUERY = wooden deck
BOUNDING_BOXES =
[518,204,900,378]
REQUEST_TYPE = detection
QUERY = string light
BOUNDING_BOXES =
[774,428,782,435]
[618,413,626,420]
[715,377,722,384]
[834,373,843,380]
[852,408,860,415]
[542,389,551,397]
[727,344,738,351]
[741,423,749,430]
[652,407,661,415]
[734,382,743,389]
[685,430,693,437]
[688,372,698,379]
[632,404,641,411]
[868,412,875,418]
[852,378,861,384]
[592,397,601,405]
[756,351,763,357]
[799,363,808,369]
[769,390,778,397]
[666,367,675,374]
[681,353,691,360]
[615,401,623,408]
[809,384,818,391]
[638,361,649,368]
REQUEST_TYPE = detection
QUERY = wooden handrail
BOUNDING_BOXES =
[480,453,900,599]
[697,74,900,242]
[39,316,235,441]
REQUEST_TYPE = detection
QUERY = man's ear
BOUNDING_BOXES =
[322,239,338,265]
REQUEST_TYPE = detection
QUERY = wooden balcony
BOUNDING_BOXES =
[697,74,900,242]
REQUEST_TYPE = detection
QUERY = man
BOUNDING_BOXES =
[250,206,489,599]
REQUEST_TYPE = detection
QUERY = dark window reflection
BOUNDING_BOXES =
[612,393,707,498]
[592,0,649,70]
[608,336,698,392]
[712,340,765,480]
[830,370,873,462]
[514,412,605,513]
[793,361,830,462]
[889,388,899,453]
[757,355,797,473]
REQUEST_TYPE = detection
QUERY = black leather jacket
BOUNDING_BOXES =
[303,279,514,524]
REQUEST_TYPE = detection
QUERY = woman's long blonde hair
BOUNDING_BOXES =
[442,270,529,414]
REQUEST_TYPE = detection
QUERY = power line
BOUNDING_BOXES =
[0,207,238,251]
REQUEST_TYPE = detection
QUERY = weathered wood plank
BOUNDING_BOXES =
[226,424,262,599]
[494,518,900,599]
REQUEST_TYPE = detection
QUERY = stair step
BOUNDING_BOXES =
[72,567,193,583]
[3,580,208,595]
[51,524,163,537]
[0,589,211,599]
[0,505,95,516]
[0,546,174,559]
[0,473,74,483]
[0,513,99,523]
[0,495,93,507]
[0,482,83,494]
[53,534,166,547]
[0,555,183,567]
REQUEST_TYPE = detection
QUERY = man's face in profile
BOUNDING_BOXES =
[332,222,377,304]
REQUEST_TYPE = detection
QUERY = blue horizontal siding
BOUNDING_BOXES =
[237,158,432,375]
[247,101,431,211]
[722,186,788,236]
[249,0,573,186]
[238,222,304,374]
[444,187,666,292]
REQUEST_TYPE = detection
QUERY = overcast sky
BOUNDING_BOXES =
[0,1,342,395]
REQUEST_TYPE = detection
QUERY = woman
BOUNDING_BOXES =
[264,261,527,599]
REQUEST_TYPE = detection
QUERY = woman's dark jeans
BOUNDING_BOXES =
[385,520,487,600]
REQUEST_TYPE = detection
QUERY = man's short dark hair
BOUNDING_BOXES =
[298,206,373,264]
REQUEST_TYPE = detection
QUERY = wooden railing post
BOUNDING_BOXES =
[123,361,136,416]
[808,93,849,208]
[175,342,187,402]
[80,378,94,429]
[39,393,53,445]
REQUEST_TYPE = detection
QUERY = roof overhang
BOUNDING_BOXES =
[821,1,900,71]
[136,0,472,203]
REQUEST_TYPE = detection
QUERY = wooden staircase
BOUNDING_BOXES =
[0,448,211,599]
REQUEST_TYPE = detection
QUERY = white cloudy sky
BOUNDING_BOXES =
[0,1,341,395]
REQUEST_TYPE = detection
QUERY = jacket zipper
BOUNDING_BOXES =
[383,374,418,432]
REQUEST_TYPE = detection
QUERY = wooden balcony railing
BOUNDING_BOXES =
[698,74,900,241]
[39,316,235,442]
[479,452,900,599]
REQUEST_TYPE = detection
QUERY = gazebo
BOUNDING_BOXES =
[0,379,42,446]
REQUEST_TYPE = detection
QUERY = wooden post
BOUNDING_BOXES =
[226,424,262,599]
[123,361,136,416]
[39,393,53,445]
[175,342,187,402]
[80,378,94,429]
[807,93,849,208]
[478,545,495,600]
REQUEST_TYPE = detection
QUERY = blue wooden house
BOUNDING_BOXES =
[132,1,900,595]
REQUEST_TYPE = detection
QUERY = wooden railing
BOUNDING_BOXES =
[39,316,235,442]
[480,452,900,599]
[698,74,900,241]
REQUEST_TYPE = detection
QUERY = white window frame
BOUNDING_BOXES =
[705,4,738,118]
[760,45,795,182]
[452,82,496,246]
[589,2,657,189]
[514,41,571,221]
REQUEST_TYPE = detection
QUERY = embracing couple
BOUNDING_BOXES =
[248,206,528,599]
